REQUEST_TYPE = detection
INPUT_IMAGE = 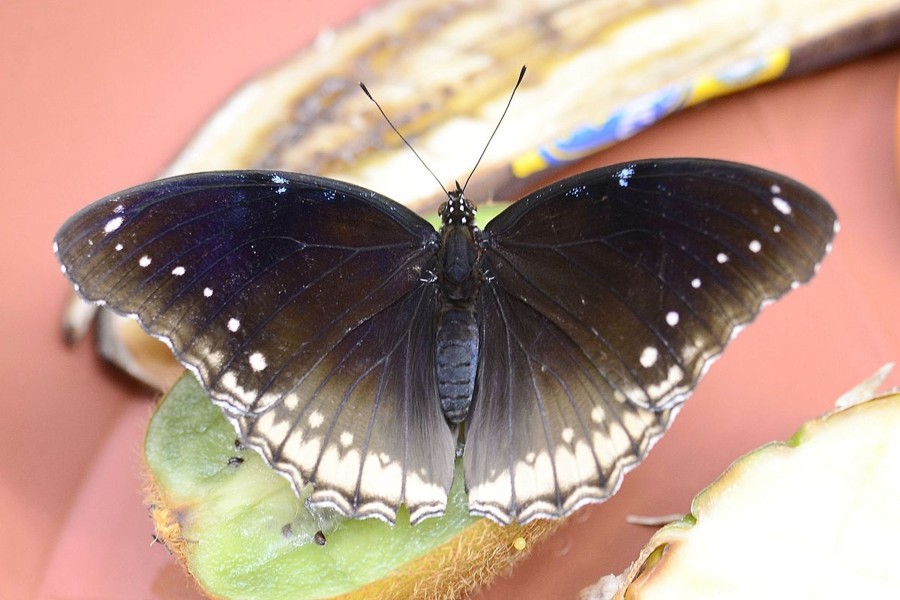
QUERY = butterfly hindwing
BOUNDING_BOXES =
[467,280,676,524]
[465,158,837,523]
[54,171,455,523]
[235,278,454,523]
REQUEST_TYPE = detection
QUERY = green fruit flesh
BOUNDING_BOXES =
[145,374,479,600]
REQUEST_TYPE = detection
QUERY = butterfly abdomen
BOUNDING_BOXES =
[436,304,479,424]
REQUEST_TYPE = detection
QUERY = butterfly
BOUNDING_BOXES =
[54,158,837,525]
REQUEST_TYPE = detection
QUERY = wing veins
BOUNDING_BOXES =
[307,291,429,487]
[495,184,802,286]
[488,282,644,460]
[221,252,434,414]
[485,251,665,406]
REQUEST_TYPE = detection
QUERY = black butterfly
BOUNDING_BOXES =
[54,159,837,525]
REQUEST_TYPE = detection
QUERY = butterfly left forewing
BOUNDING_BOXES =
[466,158,837,524]
[55,171,455,524]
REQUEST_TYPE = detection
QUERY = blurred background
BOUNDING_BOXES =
[1,1,898,598]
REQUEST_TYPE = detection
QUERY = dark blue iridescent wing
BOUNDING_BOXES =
[465,158,837,524]
[54,171,455,524]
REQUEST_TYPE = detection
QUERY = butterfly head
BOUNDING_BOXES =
[439,183,477,228]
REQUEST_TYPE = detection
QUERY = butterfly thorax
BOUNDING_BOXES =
[435,191,481,424]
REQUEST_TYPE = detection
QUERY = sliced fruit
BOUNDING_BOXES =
[609,391,900,600]
[145,374,555,600]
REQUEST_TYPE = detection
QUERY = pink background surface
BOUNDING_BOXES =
[1,2,898,598]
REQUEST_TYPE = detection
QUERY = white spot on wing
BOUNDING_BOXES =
[716,252,729,264]
[770,184,781,194]
[220,371,258,406]
[271,174,288,184]
[666,311,680,326]
[590,405,606,423]
[748,240,762,253]
[772,196,792,215]
[249,352,267,371]
[691,278,702,289]
[616,165,635,187]
[339,431,354,448]
[104,216,123,234]
[566,185,587,198]
[254,411,289,452]
[171,266,186,276]
[227,318,240,332]
[275,187,287,194]
[203,287,213,297]
[640,346,658,368]
[561,427,574,443]
[138,255,152,267]
[647,365,685,401]
[283,393,299,410]
[113,204,125,213]
[773,224,782,233]
[308,410,324,428]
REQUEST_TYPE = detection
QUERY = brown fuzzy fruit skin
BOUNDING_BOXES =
[145,478,194,584]
[340,520,557,600]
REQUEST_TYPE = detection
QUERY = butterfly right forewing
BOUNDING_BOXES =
[465,159,837,524]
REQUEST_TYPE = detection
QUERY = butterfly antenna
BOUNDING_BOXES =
[359,82,450,198]
[461,65,526,193]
